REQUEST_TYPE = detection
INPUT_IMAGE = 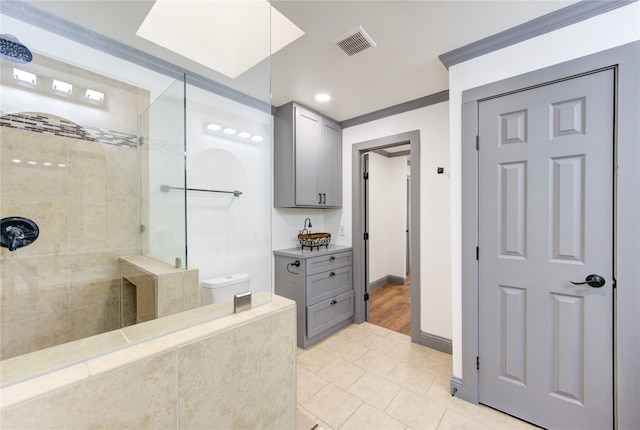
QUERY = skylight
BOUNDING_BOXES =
[136,0,304,79]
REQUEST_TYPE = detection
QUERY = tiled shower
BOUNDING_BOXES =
[0,3,273,363]
[0,55,148,359]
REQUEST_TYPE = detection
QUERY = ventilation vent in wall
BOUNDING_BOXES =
[332,25,377,57]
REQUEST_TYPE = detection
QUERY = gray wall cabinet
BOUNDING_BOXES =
[274,246,353,348]
[274,102,342,208]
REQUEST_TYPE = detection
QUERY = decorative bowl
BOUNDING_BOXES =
[297,233,331,250]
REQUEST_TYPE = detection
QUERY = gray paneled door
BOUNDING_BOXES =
[478,69,614,429]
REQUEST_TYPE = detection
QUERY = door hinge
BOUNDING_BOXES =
[476,246,479,261]
[364,293,370,301]
[476,356,480,370]
[476,135,479,150]
[363,172,369,180]
[364,232,369,240]
[139,136,145,146]
[140,224,146,233]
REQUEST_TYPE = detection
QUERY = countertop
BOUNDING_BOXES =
[273,244,352,259]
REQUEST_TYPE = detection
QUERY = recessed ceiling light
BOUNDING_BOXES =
[13,68,36,84]
[136,0,305,79]
[43,162,52,166]
[11,159,22,163]
[238,131,251,139]
[53,79,72,94]
[251,136,264,143]
[207,123,222,131]
[223,128,237,135]
[28,160,37,165]
[86,89,104,103]
[315,93,331,102]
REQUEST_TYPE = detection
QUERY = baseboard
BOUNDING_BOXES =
[450,376,463,398]
[417,331,452,354]
[388,275,405,285]
[368,276,388,292]
[369,275,407,292]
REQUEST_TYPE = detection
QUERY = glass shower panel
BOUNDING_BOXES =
[140,77,187,269]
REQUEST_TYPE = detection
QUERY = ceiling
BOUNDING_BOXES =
[22,0,578,122]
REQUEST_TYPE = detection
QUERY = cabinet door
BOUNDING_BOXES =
[295,107,322,206]
[321,120,342,207]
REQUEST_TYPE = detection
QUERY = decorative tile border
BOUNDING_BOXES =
[0,112,138,148]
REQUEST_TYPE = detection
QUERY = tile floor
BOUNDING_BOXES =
[296,322,538,430]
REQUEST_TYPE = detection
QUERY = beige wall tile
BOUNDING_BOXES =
[69,302,120,341]
[0,129,68,197]
[1,351,178,429]
[68,195,108,247]
[183,267,200,310]
[156,272,183,317]
[69,250,121,283]
[0,195,70,257]
[67,140,107,198]
[106,197,140,249]
[70,278,119,309]
[1,259,69,322]
[1,313,70,359]
[104,145,139,199]
[178,307,296,429]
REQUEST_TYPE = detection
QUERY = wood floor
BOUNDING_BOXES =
[367,275,411,335]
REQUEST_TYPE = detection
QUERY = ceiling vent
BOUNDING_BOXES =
[332,25,377,57]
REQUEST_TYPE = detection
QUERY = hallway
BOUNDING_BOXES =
[367,276,411,335]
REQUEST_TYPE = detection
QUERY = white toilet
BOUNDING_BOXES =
[200,273,250,305]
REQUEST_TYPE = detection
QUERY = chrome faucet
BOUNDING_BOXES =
[301,218,312,234]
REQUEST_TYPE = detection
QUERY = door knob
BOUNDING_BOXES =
[570,274,606,288]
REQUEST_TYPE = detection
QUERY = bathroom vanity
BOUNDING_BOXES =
[274,245,353,348]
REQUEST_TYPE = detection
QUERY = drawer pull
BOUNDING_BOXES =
[329,271,336,277]
[330,299,337,305]
[329,256,336,261]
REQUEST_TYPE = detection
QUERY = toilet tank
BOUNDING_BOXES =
[200,273,250,305]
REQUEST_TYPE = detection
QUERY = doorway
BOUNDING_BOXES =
[351,130,421,344]
[363,147,411,335]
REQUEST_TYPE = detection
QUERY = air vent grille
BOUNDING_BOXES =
[332,25,377,57]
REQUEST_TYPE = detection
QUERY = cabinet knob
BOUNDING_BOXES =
[329,271,336,277]
[330,299,337,305]
[329,256,336,261]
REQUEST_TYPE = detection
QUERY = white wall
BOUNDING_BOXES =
[341,101,451,339]
[448,2,640,377]
[368,153,408,282]
[368,152,391,282]
[387,155,409,279]
[186,87,272,293]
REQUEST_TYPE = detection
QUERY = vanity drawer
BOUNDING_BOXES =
[306,265,352,306]
[307,291,354,339]
[305,251,352,276]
